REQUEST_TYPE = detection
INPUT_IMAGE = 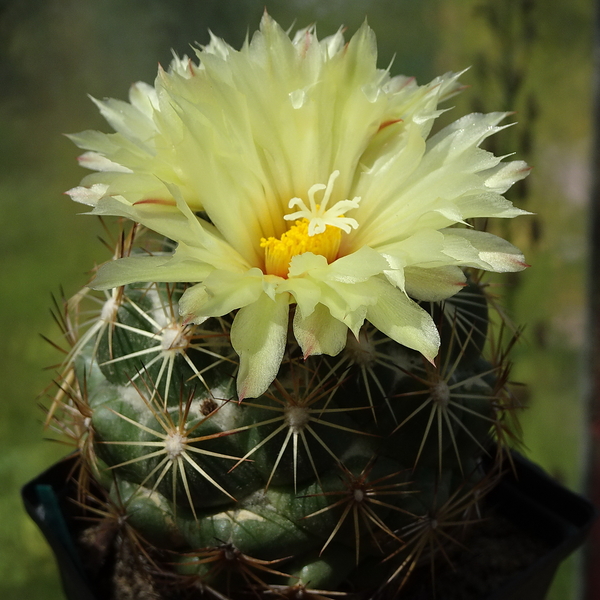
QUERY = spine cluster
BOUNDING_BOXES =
[45,224,520,599]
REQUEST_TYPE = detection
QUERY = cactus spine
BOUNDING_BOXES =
[45,222,520,598]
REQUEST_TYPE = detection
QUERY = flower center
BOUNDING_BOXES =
[260,170,361,278]
[261,218,341,278]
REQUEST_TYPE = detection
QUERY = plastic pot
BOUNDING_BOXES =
[22,451,597,600]
[483,453,596,600]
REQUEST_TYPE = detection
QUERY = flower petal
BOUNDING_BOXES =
[65,183,109,206]
[403,265,466,301]
[179,269,265,322]
[441,229,528,272]
[484,160,531,193]
[92,193,251,272]
[366,277,440,362]
[293,303,348,358]
[77,151,132,173]
[128,81,159,117]
[89,95,157,146]
[91,195,197,245]
[324,246,390,283]
[231,292,290,400]
[316,281,372,337]
[350,113,529,249]
[91,255,211,290]
[277,277,322,319]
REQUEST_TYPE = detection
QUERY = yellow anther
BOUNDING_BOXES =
[260,218,341,278]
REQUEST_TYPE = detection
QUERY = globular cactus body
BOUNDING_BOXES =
[48,273,515,598]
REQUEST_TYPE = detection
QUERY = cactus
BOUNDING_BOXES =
[46,258,521,598]
[44,15,528,599]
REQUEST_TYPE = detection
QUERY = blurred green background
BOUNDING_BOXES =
[0,0,592,598]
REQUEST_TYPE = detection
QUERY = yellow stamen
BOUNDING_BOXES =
[260,218,341,278]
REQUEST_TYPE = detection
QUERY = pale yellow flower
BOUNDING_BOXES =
[67,15,529,399]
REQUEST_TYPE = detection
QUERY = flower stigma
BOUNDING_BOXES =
[260,170,361,278]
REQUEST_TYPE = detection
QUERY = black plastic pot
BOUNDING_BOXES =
[22,451,596,600]
[22,458,98,600]
[483,454,596,600]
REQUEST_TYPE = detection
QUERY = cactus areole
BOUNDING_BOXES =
[43,14,534,599]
